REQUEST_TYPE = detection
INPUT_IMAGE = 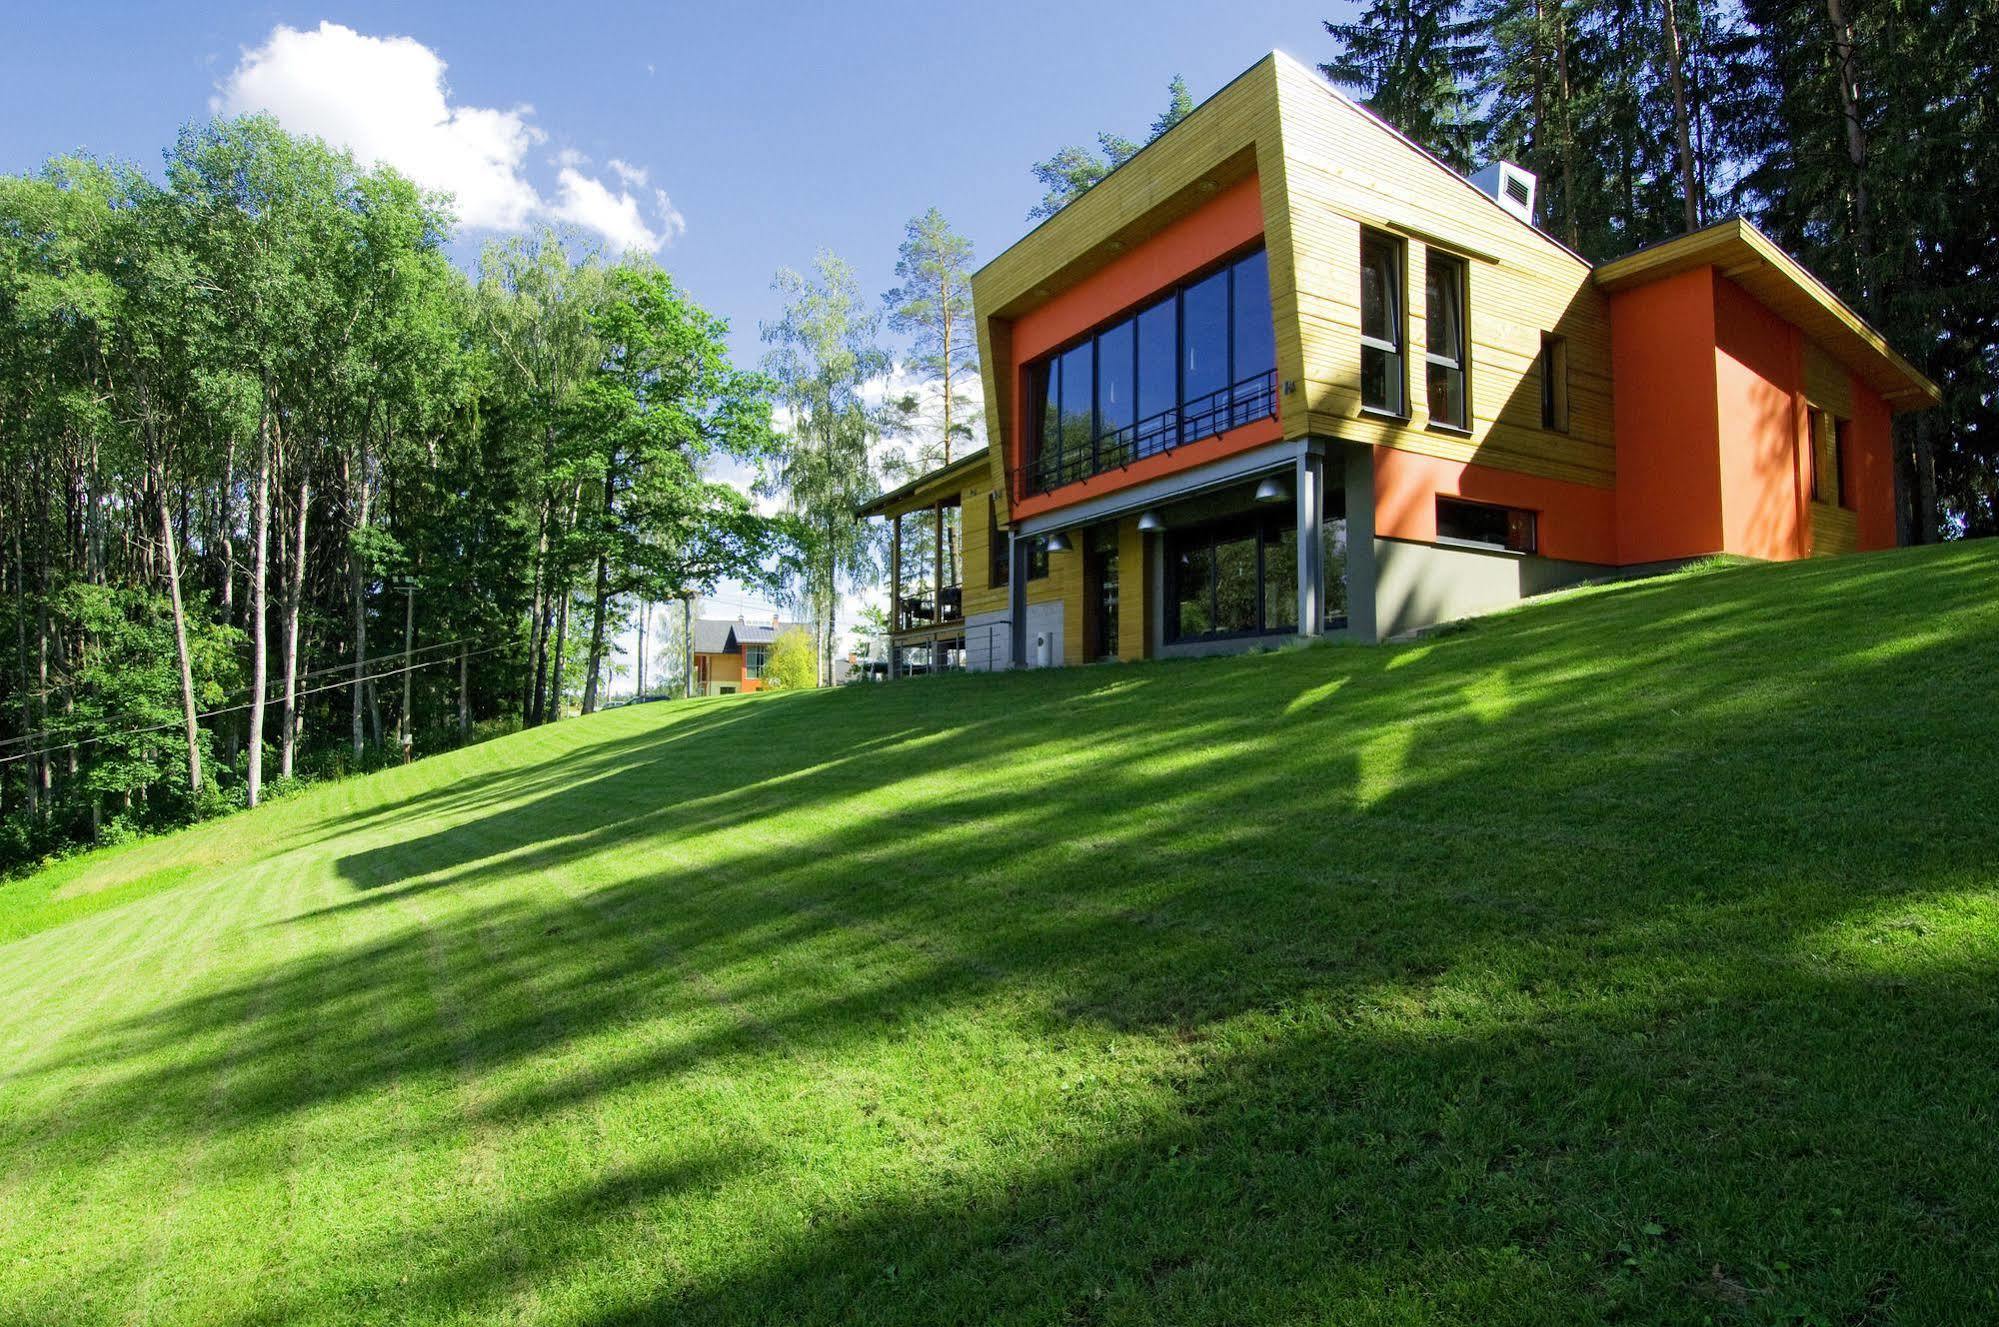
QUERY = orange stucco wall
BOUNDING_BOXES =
[1608,267,1724,564]
[1847,374,1897,551]
[1006,175,1273,522]
[1713,274,1809,560]
[1373,448,1618,565]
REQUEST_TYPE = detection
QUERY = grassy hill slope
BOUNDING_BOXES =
[3,542,1997,1326]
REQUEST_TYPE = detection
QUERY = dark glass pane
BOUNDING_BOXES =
[1213,534,1258,634]
[1058,342,1094,478]
[1136,297,1178,454]
[1231,249,1275,384]
[1425,255,1462,360]
[1437,497,1536,553]
[1361,236,1400,345]
[1036,358,1061,487]
[1323,515,1349,621]
[1096,319,1135,458]
[1172,541,1213,639]
[1182,269,1229,408]
[1263,525,1297,631]
[1427,361,1466,428]
[1362,345,1401,414]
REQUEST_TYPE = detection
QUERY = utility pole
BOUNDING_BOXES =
[398,582,416,764]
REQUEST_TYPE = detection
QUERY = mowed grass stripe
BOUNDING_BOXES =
[3,542,1998,1324]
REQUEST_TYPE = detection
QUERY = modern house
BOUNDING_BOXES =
[859,52,1937,672]
[689,616,812,695]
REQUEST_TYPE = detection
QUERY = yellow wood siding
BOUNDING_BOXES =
[1268,56,1615,487]
[1803,343,1854,419]
[1117,518,1149,660]
[1812,502,1859,556]
[972,53,1619,509]
[960,478,1009,620]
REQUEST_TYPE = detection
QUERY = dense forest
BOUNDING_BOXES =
[1316,0,1997,542]
[0,117,980,867]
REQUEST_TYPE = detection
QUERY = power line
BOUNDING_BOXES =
[0,635,483,747]
[0,639,512,770]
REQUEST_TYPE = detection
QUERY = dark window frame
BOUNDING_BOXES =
[1539,334,1570,433]
[1164,512,1299,644]
[1806,406,1825,502]
[1424,249,1470,431]
[1360,229,1407,416]
[1026,535,1050,581]
[1834,418,1854,509]
[1436,495,1538,555]
[1022,242,1277,495]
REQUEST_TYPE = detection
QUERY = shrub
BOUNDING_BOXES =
[763,628,818,690]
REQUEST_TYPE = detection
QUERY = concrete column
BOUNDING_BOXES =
[1342,441,1380,642]
[1295,446,1325,637]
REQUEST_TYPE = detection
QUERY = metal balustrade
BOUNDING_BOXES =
[1014,369,1278,500]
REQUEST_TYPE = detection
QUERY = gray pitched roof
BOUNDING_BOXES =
[691,618,813,654]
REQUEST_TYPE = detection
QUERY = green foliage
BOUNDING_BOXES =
[1027,77,1200,220]
[762,626,818,690]
[1321,0,1485,171]
[882,209,979,471]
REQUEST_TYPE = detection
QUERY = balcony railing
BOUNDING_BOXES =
[1014,369,1278,500]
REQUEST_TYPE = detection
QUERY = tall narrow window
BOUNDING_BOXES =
[1360,231,1405,415]
[1835,419,1854,508]
[1425,251,1468,429]
[1231,247,1276,397]
[1806,407,1825,501]
[1181,268,1230,409]
[1539,334,1569,432]
[1136,295,1177,455]
[1096,318,1135,463]
[988,494,1009,589]
[1033,359,1061,489]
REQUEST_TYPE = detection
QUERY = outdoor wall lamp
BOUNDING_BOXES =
[1136,510,1166,533]
[1044,530,1073,553]
[1254,477,1291,503]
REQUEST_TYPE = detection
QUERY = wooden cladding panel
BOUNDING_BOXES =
[960,479,1009,620]
[1803,343,1854,419]
[1811,502,1859,556]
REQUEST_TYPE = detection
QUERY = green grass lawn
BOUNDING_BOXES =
[4,543,1998,1325]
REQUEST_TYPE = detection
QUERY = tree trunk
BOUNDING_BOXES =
[636,599,649,700]
[582,460,618,716]
[153,453,204,798]
[246,411,272,808]
[399,586,415,761]
[549,587,571,722]
[346,448,372,760]
[280,473,310,781]
[1826,0,1871,297]
[1661,0,1699,231]
[11,522,37,820]
[458,641,470,738]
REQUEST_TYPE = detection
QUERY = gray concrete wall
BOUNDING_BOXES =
[1371,536,1608,639]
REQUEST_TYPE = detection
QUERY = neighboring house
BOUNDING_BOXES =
[859,52,1937,671]
[690,616,812,695]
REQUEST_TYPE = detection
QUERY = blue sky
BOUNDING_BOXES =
[2,2,1350,648]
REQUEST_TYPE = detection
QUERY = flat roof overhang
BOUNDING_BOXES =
[1592,217,1940,412]
[854,447,992,520]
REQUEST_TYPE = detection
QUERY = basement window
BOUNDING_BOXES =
[1437,496,1538,555]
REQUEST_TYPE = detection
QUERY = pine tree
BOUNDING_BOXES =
[1321,0,1486,170]
[1027,77,1202,219]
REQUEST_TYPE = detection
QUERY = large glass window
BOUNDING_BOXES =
[1096,318,1135,461]
[1360,230,1405,415]
[1022,245,1276,494]
[1166,515,1299,643]
[1425,251,1468,429]
[1181,267,1230,410]
[743,645,767,680]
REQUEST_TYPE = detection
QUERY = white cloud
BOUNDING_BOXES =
[217,22,682,251]
[608,158,647,187]
[551,167,684,254]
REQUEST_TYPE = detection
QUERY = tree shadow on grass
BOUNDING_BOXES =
[15,541,1999,1324]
